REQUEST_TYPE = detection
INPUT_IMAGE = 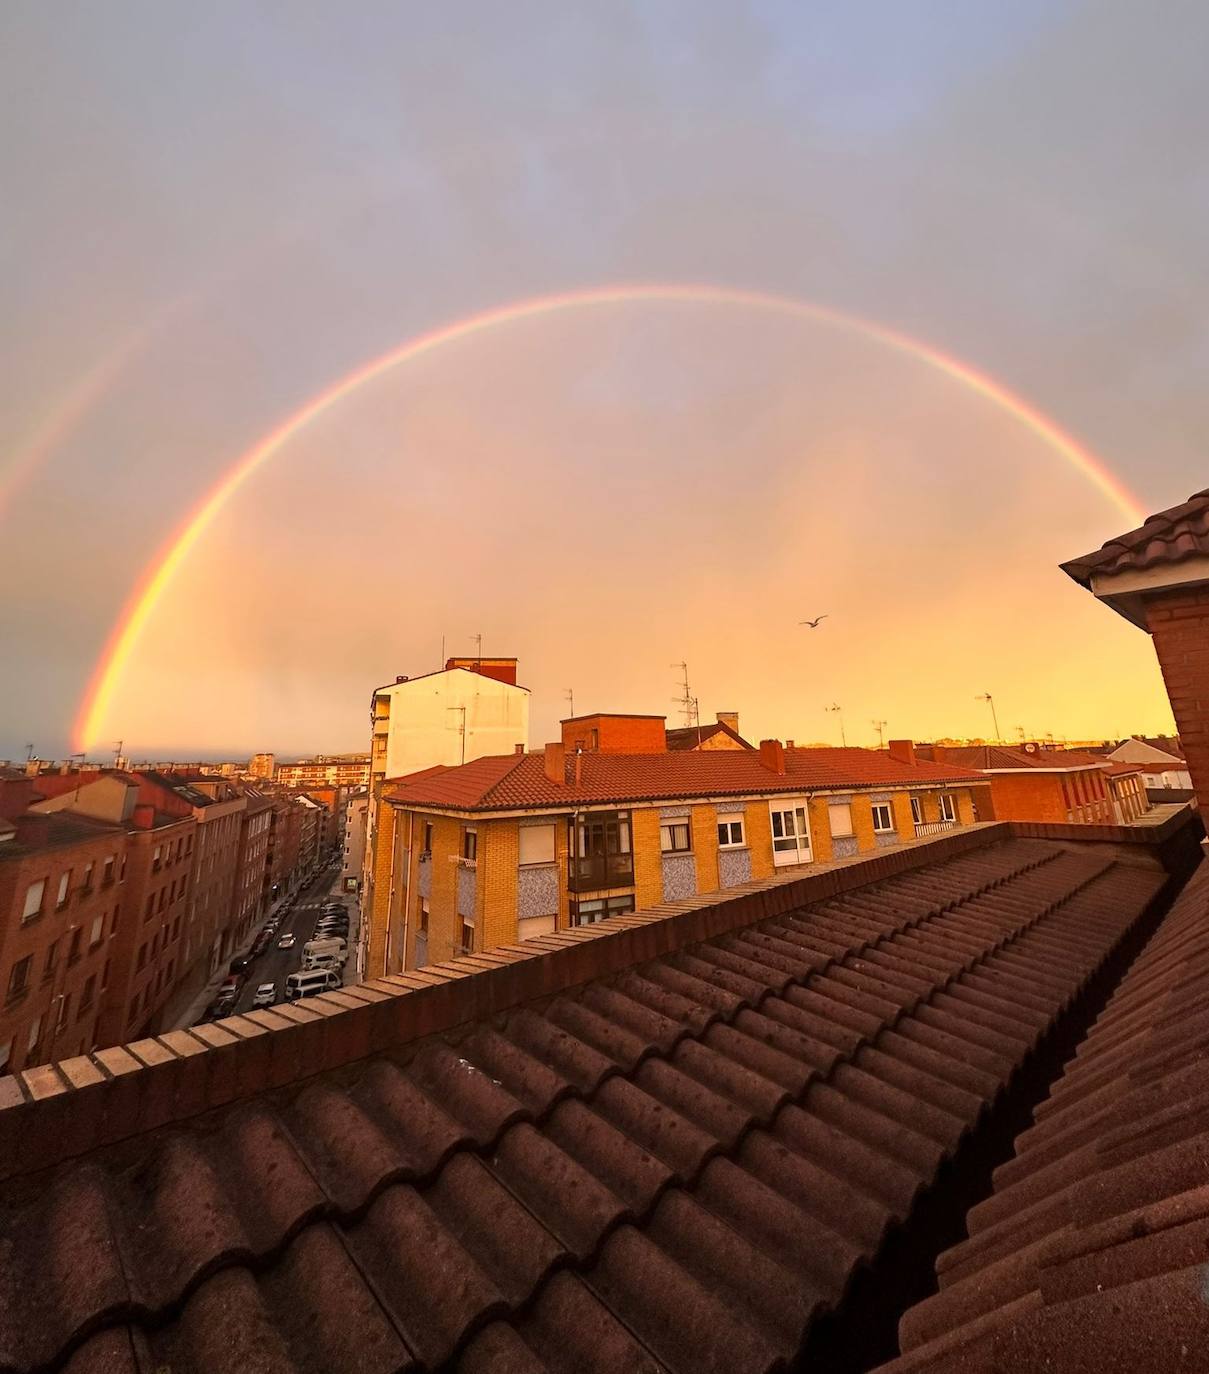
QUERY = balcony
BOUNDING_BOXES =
[567,853,635,893]
[914,820,956,838]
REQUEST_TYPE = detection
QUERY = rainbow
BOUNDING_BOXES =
[74,282,1145,750]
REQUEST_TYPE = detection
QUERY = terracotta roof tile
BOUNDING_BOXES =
[387,747,982,812]
[0,836,1171,1374]
[1061,488,1209,586]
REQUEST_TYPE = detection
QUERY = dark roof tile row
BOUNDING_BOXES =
[889,859,1209,1371]
[0,839,1166,1374]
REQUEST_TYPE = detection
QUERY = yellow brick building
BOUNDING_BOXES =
[371,728,981,971]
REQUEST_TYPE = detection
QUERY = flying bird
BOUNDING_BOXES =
[799,615,829,628]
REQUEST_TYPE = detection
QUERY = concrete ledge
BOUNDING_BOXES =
[0,816,1194,1185]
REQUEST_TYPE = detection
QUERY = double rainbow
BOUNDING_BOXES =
[74,282,1144,750]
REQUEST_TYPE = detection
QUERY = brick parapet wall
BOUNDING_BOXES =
[0,812,1196,1187]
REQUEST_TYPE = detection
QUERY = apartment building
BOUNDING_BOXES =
[1106,735,1192,790]
[363,656,529,976]
[341,792,367,892]
[232,792,273,944]
[378,719,980,970]
[275,754,370,789]
[247,753,275,780]
[918,742,1150,825]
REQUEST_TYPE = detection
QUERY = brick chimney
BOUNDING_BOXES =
[932,744,947,764]
[543,742,565,785]
[131,803,156,829]
[514,743,525,755]
[758,739,786,775]
[888,740,916,766]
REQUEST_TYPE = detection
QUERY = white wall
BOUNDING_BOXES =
[382,669,529,779]
[341,796,368,887]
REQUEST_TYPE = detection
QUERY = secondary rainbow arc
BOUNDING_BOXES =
[74,282,1145,750]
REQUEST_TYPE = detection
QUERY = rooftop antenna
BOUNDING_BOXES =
[440,634,445,671]
[113,739,123,768]
[671,662,698,728]
[872,719,887,749]
[826,703,847,748]
[470,633,482,672]
[564,687,575,718]
[1016,726,1027,743]
[976,692,1002,742]
[25,743,34,762]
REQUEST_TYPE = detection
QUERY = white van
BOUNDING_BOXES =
[285,969,341,1000]
[303,937,347,971]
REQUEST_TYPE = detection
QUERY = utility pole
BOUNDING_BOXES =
[671,662,698,728]
[872,719,888,749]
[564,688,575,719]
[976,693,1002,742]
[446,706,467,765]
[827,703,847,748]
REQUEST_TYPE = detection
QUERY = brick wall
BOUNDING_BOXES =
[1146,585,1209,817]
[892,792,915,841]
[477,819,519,951]
[691,804,719,893]
[851,796,876,853]
[807,798,834,863]
[987,773,1070,824]
[365,782,394,977]
[632,809,663,909]
[746,802,774,879]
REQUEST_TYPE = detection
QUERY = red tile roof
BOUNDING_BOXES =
[386,747,982,813]
[665,721,755,751]
[888,857,1209,1372]
[0,835,1168,1372]
[1061,488,1209,586]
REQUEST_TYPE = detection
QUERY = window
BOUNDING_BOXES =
[137,943,148,972]
[90,915,104,947]
[56,871,71,909]
[21,879,46,924]
[80,975,96,1010]
[939,793,957,823]
[0,1041,9,1074]
[102,857,115,886]
[569,812,634,891]
[7,956,32,1000]
[871,804,894,833]
[56,994,71,1032]
[572,893,636,926]
[518,824,555,866]
[152,846,162,872]
[68,929,82,964]
[717,815,746,848]
[102,959,110,990]
[81,861,94,892]
[422,822,433,855]
[419,900,429,935]
[660,819,692,853]
[145,895,154,921]
[462,828,478,862]
[43,940,59,980]
[770,803,812,867]
[459,916,475,952]
[910,795,923,825]
[26,1016,41,1054]
[828,803,854,838]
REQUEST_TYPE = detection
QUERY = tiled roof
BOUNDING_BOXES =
[665,721,754,751]
[928,745,1106,772]
[0,811,121,859]
[386,748,982,813]
[888,857,1209,1372]
[0,836,1167,1373]
[1060,488,1209,586]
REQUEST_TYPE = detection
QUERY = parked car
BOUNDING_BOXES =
[251,983,277,1008]
[230,956,252,975]
[285,968,341,1000]
[204,989,238,1021]
[277,932,296,949]
[219,974,241,994]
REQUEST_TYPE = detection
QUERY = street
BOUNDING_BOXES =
[228,866,360,1016]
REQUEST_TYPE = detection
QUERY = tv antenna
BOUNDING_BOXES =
[827,703,847,748]
[564,687,575,718]
[671,662,698,728]
[872,719,887,748]
[976,692,1002,742]
[469,633,482,671]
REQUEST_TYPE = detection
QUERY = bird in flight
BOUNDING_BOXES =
[799,615,829,628]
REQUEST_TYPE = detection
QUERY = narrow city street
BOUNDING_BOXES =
[229,866,359,1015]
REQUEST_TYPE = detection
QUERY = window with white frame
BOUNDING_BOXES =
[660,819,692,854]
[769,802,812,866]
[717,814,745,848]
[572,893,636,926]
[462,828,477,862]
[518,824,555,866]
[21,880,45,924]
[939,793,957,822]
[828,803,854,838]
[56,871,71,909]
[910,795,923,824]
[871,803,894,833]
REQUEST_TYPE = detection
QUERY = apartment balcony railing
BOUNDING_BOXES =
[914,819,956,837]
[567,853,635,893]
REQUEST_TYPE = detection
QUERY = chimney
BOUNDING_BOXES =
[132,803,156,829]
[932,744,947,763]
[574,749,583,786]
[543,742,566,785]
[786,739,795,750]
[758,739,786,775]
[716,711,739,735]
[514,743,525,755]
[395,675,408,684]
[888,740,917,767]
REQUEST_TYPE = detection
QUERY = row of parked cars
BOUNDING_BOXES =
[199,897,300,1021]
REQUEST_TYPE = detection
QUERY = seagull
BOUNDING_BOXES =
[799,615,829,629]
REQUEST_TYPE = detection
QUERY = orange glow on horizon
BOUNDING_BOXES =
[74,282,1146,751]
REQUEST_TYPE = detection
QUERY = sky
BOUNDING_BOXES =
[1,0,1206,762]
